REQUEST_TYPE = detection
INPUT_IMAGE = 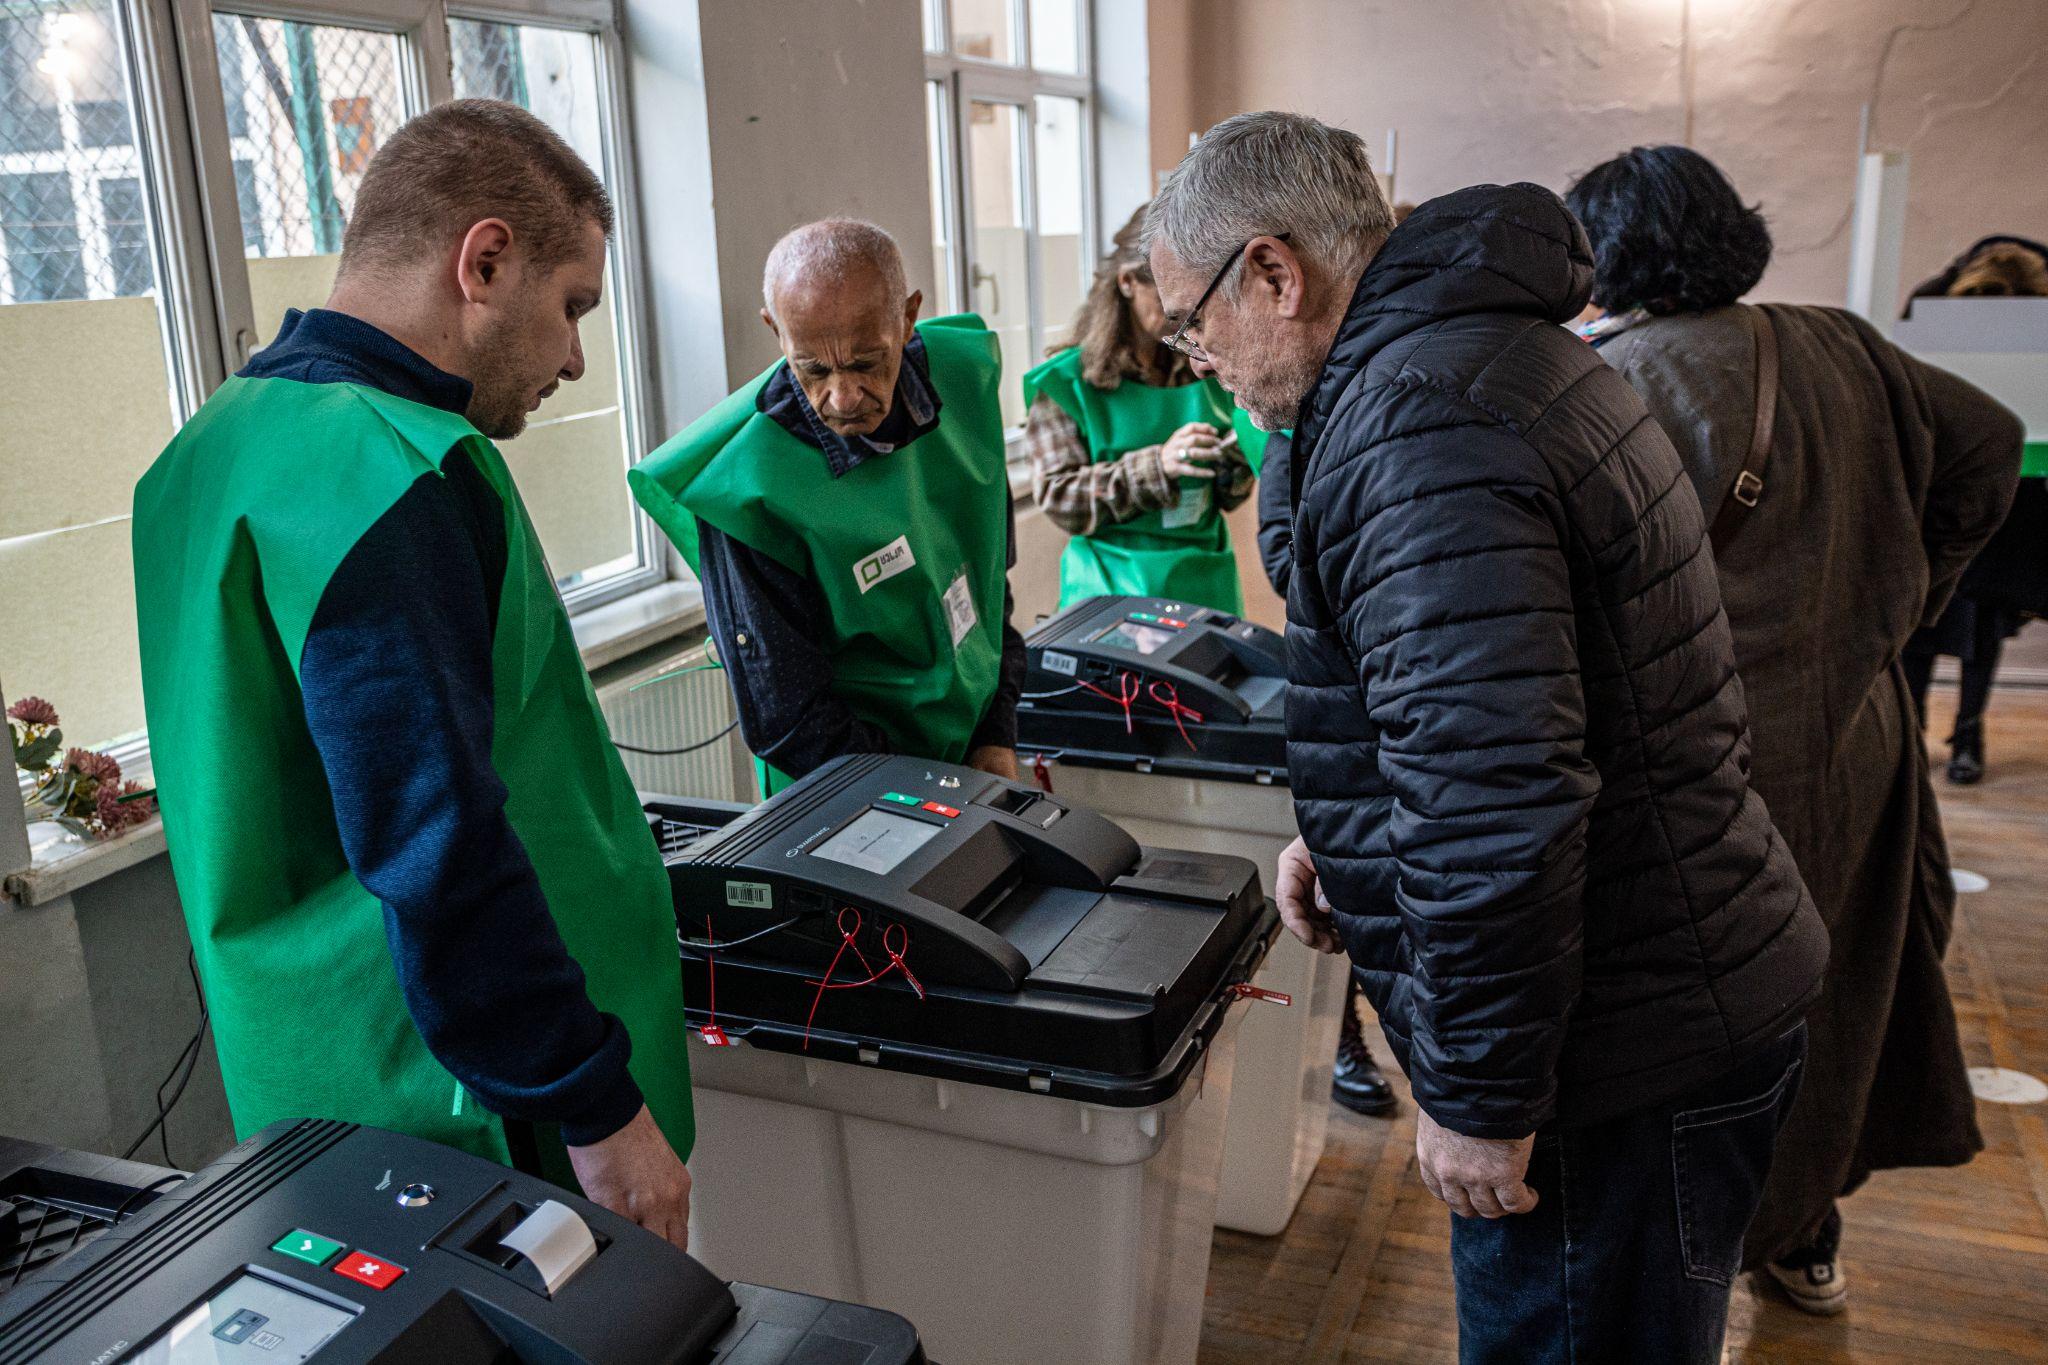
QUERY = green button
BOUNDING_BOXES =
[273,1230,344,1266]
[1129,612,1158,622]
[880,792,921,806]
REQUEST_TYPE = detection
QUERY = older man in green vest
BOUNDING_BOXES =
[132,101,693,1247]
[631,220,1023,795]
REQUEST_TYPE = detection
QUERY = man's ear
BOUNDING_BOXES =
[456,218,514,305]
[903,289,924,334]
[1248,236,1307,320]
[760,306,781,339]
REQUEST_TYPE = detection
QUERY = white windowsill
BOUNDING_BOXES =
[573,579,708,671]
[3,583,708,909]
[5,816,167,908]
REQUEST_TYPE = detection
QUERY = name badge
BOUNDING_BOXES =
[1162,483,1210,530]
[854,535,916,594]
[944,571,978,646]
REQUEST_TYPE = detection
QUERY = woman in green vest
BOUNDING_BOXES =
[1023,204,1261,613]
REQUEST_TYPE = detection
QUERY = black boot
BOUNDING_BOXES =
[1333,1015,1396,1116]
[1948,716,1985,786]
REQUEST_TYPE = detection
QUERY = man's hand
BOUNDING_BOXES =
[1274,836,1341,953]
[1160,421,1229,480]
[566,1105,692,1250]
[967,745,1020,781]
[1414,1106,1538,1220]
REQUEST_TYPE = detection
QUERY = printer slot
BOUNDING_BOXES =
[431,1184,610,1299]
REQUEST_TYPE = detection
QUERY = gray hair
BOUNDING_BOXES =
[1146,112,1392,293]
[762,218,907,318]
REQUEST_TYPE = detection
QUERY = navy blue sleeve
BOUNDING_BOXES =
[1256,430,1295,599]
[968,488,1024,753]
[694,517,892,779]
[299,457,644,1148]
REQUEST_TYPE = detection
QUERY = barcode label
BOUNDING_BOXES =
[725,881,773,909]
[1043,651,1077,676]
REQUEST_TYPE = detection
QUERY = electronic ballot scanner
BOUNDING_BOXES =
[646,752,1279,1106]
[1013,595,1290,782]
[0,1120,924,1364]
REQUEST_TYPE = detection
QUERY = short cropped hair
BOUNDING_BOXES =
[1146,111,1392,292]
[1564,146,1771,315]
[762,218,907,319]
[339,99,612,279]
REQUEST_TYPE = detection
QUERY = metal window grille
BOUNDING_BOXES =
[0,0,152,303]
[210,14,401,260]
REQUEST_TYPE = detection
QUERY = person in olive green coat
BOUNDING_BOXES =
[1570,145,2019,1315]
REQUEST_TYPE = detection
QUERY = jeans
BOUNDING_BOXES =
[1450,1024,1807,1364]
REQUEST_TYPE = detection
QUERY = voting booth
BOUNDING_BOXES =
[648,754,1277,1365]
[1014,595,1352,1236]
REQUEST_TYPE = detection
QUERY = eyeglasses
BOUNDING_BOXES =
[1161,232,1290,362]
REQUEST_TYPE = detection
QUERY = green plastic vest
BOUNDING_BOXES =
[629,315,1010,796]
[1022,346,1248,613]
[132,377,694,1166]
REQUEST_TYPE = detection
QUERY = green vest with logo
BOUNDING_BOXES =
[629,315,1010,795]
[1023,346,1250,613]
[132,377,694,1166]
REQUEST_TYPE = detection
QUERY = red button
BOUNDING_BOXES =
[1161,617,1188,628]
[920,802,959,818]
[334,1251,405,1290]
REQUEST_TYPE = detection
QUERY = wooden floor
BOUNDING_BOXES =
[1199,685,2048,1363]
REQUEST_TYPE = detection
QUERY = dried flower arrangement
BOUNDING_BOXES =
[8,696,158,841]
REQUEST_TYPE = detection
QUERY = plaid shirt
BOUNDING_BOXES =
[1024,366,1254,536]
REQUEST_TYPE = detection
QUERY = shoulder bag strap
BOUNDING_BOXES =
[1709,305,1779,553]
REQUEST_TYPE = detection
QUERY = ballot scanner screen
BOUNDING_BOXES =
[1092,621,1176,655]
[810,808,944,875]
[134,1271,353,1361]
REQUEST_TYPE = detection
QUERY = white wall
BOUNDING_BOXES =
[694,0,938,389]
[1173,0,2048,311]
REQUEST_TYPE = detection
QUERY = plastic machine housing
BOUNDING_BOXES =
[650,752,1277,1106]
[1014,594,1289,781]
[0,1121,924,1364]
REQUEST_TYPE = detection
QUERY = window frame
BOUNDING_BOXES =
[7,0,677,784]
[161,0,665,612]
[922,0,1096,442]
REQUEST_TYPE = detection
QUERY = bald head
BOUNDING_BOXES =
[762,218,908,321]
[759,219,923,438]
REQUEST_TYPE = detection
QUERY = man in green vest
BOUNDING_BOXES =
[132,101,694,1247]
[630,220,1023,795]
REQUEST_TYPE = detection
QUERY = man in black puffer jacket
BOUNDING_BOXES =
[1147,113,1828,1364]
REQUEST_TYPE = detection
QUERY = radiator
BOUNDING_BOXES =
[595,644,752,803]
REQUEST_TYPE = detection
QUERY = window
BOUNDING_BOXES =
[210,15,403,348]
[0,0,186,755]
[449,16,652,599]
[5,0,668,772]
[923,0,1094,433]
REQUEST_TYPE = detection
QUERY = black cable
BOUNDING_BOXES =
[122,951,208,1163]
[678,912,806,952]
[614,719,739,757]
[109,1172,186,1225]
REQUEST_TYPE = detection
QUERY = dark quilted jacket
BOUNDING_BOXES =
[1286,184,1828,1138]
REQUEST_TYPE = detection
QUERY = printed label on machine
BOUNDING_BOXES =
[943,571,978,646]
[725,880,773,909]
[1042,650,1077,676]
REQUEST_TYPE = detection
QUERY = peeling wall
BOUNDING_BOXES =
[1171,0,2047,309]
